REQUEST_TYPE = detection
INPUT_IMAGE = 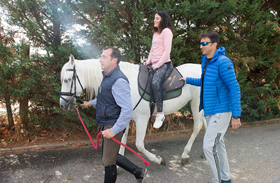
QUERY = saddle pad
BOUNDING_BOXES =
[138,86,183,101]
[161,67,185,93]
[138,64,185,100]
[138,64,153,95]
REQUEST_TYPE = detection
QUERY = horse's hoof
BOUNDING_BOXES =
[181,157,189,165]
[160,156,166,166]
[201,153,205,159]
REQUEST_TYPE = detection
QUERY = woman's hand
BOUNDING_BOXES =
[151,65,157,70]
[143,62,148,66]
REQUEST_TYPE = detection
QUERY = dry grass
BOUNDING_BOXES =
[128,111,188,136]
[0,114,25,143]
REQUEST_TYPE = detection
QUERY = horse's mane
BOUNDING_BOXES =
[74,59,102,100]
[71,59,139,100]
[119,61,139,81]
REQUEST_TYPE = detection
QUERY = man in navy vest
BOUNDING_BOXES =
[180,32,241,183]
[82,47,147,183]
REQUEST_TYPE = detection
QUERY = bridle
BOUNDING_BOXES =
[59,65,84,105]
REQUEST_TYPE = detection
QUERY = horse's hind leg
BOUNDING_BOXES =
[201,113,207,158]
[181,99,203,165]
[135,116,165,165]
[202,113,207,130]
[119,122,130,156]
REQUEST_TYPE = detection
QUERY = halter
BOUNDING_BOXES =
[59,65,84,105]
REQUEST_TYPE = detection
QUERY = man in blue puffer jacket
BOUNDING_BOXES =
[180,31,241,183]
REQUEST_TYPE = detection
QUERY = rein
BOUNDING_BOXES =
[133,65,152,110]
[60,64,152,166]
[76,107,149,166]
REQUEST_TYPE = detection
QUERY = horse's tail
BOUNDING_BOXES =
[202,110,207,130]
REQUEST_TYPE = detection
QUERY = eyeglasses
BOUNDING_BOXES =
[200,42,213,46]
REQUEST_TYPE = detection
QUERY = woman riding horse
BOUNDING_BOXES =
[144,10,174,129]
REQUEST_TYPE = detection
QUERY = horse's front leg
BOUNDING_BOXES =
[119,121,130,156]
[134,116,166,165]
[181,100,204,165]
[119,116,165,165]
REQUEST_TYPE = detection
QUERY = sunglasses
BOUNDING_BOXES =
[200,42,214,46]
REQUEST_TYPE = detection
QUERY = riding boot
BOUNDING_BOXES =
[104,165,117,183]
[116,154,147,180]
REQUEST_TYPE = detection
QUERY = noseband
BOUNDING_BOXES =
[60,65,84,105]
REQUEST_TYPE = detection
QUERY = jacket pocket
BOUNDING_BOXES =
[216,86,220,103]
[96,104,107,119]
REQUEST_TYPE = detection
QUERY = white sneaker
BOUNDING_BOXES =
[153,113,165,129]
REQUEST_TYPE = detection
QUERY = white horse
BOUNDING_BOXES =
[60,55,206,165]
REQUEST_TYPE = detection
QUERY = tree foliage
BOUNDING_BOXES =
[0,23,16,129]
[0,0,94,130]
[69,0,280,121]
[0,0,279,130]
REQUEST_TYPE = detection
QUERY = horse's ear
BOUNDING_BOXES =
[69,54,75,66]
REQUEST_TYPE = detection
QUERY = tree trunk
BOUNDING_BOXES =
[19,44,30,128]
[19,99,28,128]
[5,95,14,129]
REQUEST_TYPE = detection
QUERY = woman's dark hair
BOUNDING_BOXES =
[199,31,220,48]
[153,11,173,34]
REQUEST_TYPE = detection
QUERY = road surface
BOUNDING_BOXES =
[0,122,279,183]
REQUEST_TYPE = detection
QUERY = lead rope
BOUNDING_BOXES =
[75,107,149,166]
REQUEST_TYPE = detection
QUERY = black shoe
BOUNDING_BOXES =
[116,154,147,179]
[138,168,147,179]
[221,179,231,183]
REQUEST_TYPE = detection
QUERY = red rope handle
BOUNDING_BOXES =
[76,107,149,166]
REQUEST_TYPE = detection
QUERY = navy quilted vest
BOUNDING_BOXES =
[96,66,129,125]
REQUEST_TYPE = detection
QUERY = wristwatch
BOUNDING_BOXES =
[232,116,240,119]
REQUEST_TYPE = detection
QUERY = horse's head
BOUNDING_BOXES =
[60,54,84,111]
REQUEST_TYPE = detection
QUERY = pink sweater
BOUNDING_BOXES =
[146,28,173,68]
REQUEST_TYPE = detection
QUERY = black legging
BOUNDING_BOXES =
[151,61,173,112]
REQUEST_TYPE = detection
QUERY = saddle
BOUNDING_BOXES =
[138,64,185,101]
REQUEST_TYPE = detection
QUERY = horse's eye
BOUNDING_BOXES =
[64,78,71,83]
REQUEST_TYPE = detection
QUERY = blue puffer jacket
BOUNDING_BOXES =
[186,47,241,117]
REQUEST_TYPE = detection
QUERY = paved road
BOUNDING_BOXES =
[0,122,279,183]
